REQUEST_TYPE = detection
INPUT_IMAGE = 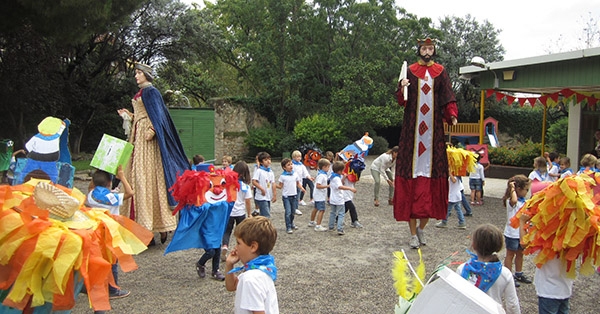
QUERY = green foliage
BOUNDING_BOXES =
[546,117,568,154]
[72,159,92,172]
[486,103,545,142]
[488,141,545,167]
[293,114,347,152]
[244,126,285,158]
[277,134,300,156]
[370,135,390,155]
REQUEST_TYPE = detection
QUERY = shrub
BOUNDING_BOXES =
[293,114,347,151]
[546,117,568,154]
[488,141,546,167]
[244,126,285,158]
[369,135,390,155]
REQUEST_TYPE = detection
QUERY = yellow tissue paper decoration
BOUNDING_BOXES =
[446,147,477,176]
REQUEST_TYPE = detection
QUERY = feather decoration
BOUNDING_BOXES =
[446,147,477,176]
[392,251,413,299]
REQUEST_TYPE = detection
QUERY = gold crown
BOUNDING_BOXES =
[417,37,436,47]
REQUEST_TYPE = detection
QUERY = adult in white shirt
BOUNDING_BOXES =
[370,146,398,207]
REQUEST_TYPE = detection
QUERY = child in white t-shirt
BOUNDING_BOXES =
[435,170,465,229]
[277,158,305,234]
[308,159,330,232]
[222,161,253,262]
[328,161,356,235]
[225,216,279,314]
[252,152,276,218]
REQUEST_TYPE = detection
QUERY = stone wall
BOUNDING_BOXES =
[211,98,269,162]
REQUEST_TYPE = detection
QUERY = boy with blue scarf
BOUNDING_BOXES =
[86,166,134,300]
[225,216,279,313]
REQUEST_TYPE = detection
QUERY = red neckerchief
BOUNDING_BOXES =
[409,60,444,79]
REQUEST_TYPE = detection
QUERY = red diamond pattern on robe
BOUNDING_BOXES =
[421,83,431,94]
[418,121,428,136]
[418,141,426,156]
[420,103,430,116]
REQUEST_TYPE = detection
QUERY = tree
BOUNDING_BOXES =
[435,15,505,122]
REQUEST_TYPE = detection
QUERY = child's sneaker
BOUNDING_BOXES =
[196,263,206,278]
[295,209,303,215]
[299,200,307,206]
[314,225,328,232]
[416,228,426,245]
[286,229,293,234]
[337,229,345,235]
[514,273,532,284]
[220,248,227,262]
[212,270,225,281]
[456,223,467,229]
[109,289,130,299]
[435,221,447,228]
[308,221,316,227]
[292,225,299,230]
[409,235,420,249]
[351,221,363,228]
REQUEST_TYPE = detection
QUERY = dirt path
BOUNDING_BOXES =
[72,160,599,313]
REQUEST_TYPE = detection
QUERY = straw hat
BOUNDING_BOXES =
[33,182,80,220]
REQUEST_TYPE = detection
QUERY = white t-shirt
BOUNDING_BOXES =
[548,163,559,182]
[252,168,275,201]
[278,173,300,197]
[448,176,462,203]
[504,198,524,239]
[86,189,124,215]
[329,175,344,205]
[235,269,279,314]
[534,258,574,299]
[559,169,573,179]
[292,162,310,179]
[313,172,328,202]
[469,163,485,180]
[456,264,521,314]
[528,169,549,182]
[342,179,355,202]
[231,182,253,217]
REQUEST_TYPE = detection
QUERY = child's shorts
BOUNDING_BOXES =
[314,201,326,211]
[504,236,524,251]
[469,178,483,191]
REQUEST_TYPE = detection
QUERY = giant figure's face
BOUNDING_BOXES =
[419,45,435,63]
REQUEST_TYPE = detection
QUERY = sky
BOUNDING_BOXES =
[184,0,600,61]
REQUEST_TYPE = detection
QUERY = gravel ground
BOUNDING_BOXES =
[71,157,600,314]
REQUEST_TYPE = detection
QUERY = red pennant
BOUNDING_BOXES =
[549,92,559,102]
[495,92,505,102]
[486,89,495,98]
[539,95,548,107]
[561,89,575,98]
[527,98,537,106]
[589,97,598,106]
[576,93,586,103]
[518,98,528,107]
[506,96,516,104]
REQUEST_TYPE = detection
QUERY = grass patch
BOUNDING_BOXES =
[72,159,92,171]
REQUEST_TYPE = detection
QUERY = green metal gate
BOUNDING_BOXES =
[169,108,215,161]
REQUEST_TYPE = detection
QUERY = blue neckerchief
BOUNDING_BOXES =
[460,250,502,293]
[259,165,271,172]
[317,170,327,176]
[517,196,525,203]
[535,170,548,181]
[282,170,294,176]
[239,180,249,193]
[91,186,116,205]
[559,168,573,174]
[292,160,303,165]
[329,173,342,181]
[35,133,61,141]
[552,162,559,168]
[228,254,278,281]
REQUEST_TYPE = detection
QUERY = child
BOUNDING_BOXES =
[517,214,574,314]
[225,216,279,314]
[459,177,473,216]
[324,151,334,201]
[277,158,305,234]
[252,152,277,218]
[436,170,466,229]
[191,154,205,171]
[328,161,356,235]
[528,156,549,182]
[558,157,573,179]
[221,161,253,262]
[343,167,363,229]
[251,152,261,216]
[222,155,234,170]
[577,153,597,174]
[469,154,485,205]
[546,152,560,182]
[503,174,532,287]
[291,150,313,211]
[456,224,520,314]
[308,158,330,232]
[85,166,133,299]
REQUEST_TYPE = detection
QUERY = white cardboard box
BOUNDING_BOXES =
[407,266,506,314]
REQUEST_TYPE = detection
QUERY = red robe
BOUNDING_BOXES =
[393,61,458,221]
